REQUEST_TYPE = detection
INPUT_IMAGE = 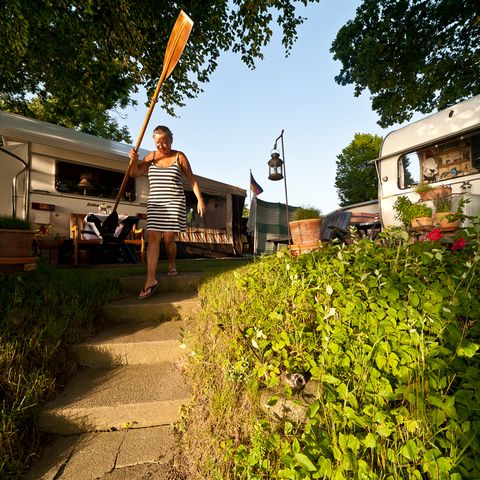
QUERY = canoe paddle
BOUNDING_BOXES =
[101,10,194,236]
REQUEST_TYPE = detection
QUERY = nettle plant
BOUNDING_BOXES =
[193,226,480,479]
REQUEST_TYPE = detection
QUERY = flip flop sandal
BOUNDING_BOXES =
[138,281,159,299]
[167,269,178,276]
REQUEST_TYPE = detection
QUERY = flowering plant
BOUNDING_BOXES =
[34,224,63,247]
[35,224,59,239]
[423,228,467,251]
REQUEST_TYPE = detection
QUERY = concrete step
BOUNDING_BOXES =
[37,363,191,435]
[24,425,177,480]
[119,271,204,294]
[71,321,188,367]
[102,290,200,324]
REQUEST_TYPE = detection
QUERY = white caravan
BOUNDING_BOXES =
[0,110,246,255]
[376,94,480,227]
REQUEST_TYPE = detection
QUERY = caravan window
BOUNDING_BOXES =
[398,152,420,188]
[398,130,480,189]
[55,161,136,200]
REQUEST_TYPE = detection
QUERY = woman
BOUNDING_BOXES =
[129,125,205,299]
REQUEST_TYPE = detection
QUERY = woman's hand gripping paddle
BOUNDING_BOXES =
[101,10,194,236]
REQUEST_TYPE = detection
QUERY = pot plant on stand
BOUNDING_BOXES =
[433,195,468,232]
[414,183,452,202]
[393,196,434,231]
[34,224,65,265]
[289,205,323,253]
[0,215,37,271]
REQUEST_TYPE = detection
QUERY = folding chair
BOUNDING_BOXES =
[320,211,352,242]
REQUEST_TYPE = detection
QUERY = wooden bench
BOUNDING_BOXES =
[124,224,145,262]
[69,213,101,265]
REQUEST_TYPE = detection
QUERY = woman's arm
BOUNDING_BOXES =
[178,152,205,217]
[129,149,152,177]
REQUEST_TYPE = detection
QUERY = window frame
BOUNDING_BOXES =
[55,160,136,201]
[397,129,480,190]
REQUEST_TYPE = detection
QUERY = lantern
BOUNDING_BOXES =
[268,150,284,181]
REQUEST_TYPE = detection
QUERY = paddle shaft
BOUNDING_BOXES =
[112,10,193,213]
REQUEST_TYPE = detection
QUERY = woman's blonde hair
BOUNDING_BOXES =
[153,125,173,141]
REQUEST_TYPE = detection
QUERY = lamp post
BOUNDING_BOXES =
[268,129,290,244]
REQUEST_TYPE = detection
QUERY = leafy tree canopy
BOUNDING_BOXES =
[330,0,480,127]
[0,0,319,142]
[335,133,382,207]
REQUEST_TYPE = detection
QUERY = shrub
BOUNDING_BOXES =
[183,231,480,479]
[292,205,322,221]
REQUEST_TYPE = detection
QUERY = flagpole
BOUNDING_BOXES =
[249,169,252,207]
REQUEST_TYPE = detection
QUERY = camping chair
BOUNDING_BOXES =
[86,214,139,264]
[320,211,352,243]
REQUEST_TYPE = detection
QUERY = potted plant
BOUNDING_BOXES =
[289,205,322,246]
[393,196,433,230]
[433,196,467,232]
[0,215,37,268]
[414,183,452,201]
[34,224,64,248]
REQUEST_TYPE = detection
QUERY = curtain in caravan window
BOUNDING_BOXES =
[398,153,420,189]
[398,156,406,189]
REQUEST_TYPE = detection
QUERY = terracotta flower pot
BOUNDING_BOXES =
[410,216,434,231]
[418,186,452,201]
[289,219,322,245]
[434,212,461,232]
[0,229,35,257]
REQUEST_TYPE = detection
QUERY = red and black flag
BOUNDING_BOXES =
[250,172,263,196]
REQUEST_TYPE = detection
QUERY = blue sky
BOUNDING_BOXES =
[116,0,403,215]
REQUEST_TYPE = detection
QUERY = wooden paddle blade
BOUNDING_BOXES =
[161,10,193,81]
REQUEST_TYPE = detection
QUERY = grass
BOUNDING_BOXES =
[0,256,249,479]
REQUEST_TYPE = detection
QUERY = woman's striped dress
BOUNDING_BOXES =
[147,154,187,232]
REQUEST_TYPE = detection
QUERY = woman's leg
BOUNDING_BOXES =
[145,230,162,287]
[162,231,177,273]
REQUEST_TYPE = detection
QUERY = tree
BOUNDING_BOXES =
[330,0,480,128]
[335,133,382,207]
[0,0,320,141]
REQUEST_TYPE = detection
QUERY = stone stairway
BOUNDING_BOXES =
[25,272,203,480]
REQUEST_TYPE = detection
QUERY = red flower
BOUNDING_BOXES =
[425,228,443,242]
[39,224,47,234]
[451,238,467,251]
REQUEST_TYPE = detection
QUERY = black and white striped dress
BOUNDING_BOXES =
[147,153,187,232]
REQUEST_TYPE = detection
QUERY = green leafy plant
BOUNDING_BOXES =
[413,183,433,193]
[393,196,432,226]
[0,215,31,230]
[291,205,322,221]
[183,231,480,479]
[432,194,453,212]
[433,195,469,215]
